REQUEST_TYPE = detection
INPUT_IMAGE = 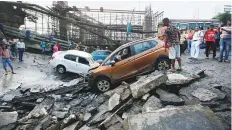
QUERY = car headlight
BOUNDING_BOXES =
[87,70,93,77]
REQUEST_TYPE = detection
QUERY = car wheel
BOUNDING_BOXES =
[56,65,66,74]
[95,77,111,92]
[155,59,170,71]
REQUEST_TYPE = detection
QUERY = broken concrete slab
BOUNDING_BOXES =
[69,98,83,107]
[62,114,77,129]
[107,122,124,130]
[124,105,225,130]
[79,125,100,130]
[52,111,68,119]
[130,74,168,99]
[209,88,226,100]
[191,88,218,102]
[88,103,109,126]
[104,82,129,97]
[84,112,92,121]
[142,96,163,113]
[141,93,150,101]
[156,89,184,106]
[30,87,41,93]
[36,98,44,103]
[103,114,123,128]
[19,97,55,123]
[2,94,14,102]
[63,121,80,130]
[0,122,17,130]
[120,88,131,101]
[122,101,143,119]
[0,111,18,127]
[166,73,194,85]
[108,93,121,111]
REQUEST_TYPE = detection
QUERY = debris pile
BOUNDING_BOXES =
[0,70,231,130]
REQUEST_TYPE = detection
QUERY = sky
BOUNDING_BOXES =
[29,0,231,19]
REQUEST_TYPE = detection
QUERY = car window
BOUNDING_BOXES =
[149,40,158,48]
[96,51,103,55]
[64,54,77,62]
[104,51,112,55]
[132,41,149,55]
[103,47,131,65]
[132,40,158,55]
[78,57,89,65]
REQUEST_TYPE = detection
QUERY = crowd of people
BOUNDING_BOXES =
[0,18,231,75]
[40,39,61,56]
[161,18,231,72]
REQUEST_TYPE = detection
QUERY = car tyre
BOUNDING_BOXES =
[56,65,66,74]
[155,58,170,71]
[94,77,111,92]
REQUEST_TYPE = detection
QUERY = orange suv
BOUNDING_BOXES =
[88,37,170,92]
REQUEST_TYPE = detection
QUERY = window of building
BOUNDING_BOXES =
[189,22,197,29]
[179,23,187,30]
[205,22,212,29]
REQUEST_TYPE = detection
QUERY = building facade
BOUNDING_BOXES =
[224,5,232,13]
[170,19,221,30]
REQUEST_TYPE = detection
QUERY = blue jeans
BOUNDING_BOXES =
[219,38,231,61]
[187,39,192,53]
[2,58,13,69]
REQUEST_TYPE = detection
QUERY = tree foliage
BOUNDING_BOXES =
[213,12,231,25]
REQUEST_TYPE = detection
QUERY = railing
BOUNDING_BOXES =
[3,24,70,48]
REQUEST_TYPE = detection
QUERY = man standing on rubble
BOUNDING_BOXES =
[17,39,25,62]
[163,18,182,72]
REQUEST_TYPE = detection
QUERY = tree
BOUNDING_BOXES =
[213,12,231,25]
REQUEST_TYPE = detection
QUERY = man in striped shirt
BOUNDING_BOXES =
[219,20,231,62]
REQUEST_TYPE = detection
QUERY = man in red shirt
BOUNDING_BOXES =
[203,25,217,59]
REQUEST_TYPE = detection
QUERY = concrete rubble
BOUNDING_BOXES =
[156,88,185,106]
[0,69,231,130]
[124,105,225,130]
[142,96,163,113]
[130,74,168,98]
[0,111,18,127]
[191,88,219,101]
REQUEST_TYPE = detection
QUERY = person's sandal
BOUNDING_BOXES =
[12,72,16,74]
[168,69,175,73]
[176,68,183,72]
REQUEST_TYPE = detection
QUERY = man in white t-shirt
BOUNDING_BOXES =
[17,39,25,62]
[190,26,204,59]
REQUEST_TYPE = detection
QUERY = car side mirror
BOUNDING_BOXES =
[110,60,115,66]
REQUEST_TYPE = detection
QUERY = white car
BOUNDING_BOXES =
[49,50,98,74]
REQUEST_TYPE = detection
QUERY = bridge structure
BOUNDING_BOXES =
[0,1,164,49]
